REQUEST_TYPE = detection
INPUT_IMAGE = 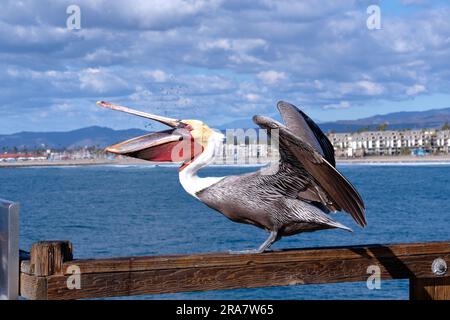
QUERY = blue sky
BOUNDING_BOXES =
[1,0,450,133]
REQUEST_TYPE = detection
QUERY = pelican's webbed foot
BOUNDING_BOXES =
[228,231,279,254]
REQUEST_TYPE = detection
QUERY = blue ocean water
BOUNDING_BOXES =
[1,164,449,299]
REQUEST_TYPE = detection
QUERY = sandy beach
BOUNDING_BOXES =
[2,155,450,168]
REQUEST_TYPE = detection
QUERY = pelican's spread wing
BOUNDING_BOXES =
[253,106,366,227]
[277,101,336,167]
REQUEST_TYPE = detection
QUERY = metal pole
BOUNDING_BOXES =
[0,199,20,300]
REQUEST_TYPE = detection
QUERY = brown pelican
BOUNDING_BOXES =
[97,100,366,253]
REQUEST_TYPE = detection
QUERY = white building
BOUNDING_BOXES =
[328,130,450,157]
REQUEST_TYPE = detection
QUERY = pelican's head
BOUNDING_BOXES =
[97,101,215,169]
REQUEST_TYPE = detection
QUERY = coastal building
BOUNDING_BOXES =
[215,140,277,164]
[328,129,450,157]
[0,153,47,162]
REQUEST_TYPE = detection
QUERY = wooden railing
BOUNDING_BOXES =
[19,240,450,300]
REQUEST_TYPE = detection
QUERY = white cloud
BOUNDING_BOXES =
[406,84,427,96]
[1,0,450,132]
[357,81,384,96]
[144,70,171,82]
[323,101,351,110]
[51,102,73,112]
[130,86,153,101]
[200,38,267,52]
[78,68,129,93]
[337,81,384,96]
[244,93,261,102]
[199,39,232,51]
[257,70,287,85]
[84,48,130,64]
[401,0,428,5]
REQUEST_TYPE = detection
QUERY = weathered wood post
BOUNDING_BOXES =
[21,241,73,299]
[30,241,73,276]
[410,257,450,300]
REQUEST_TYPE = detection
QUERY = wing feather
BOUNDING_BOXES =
[277,101,336,167]
[253,114,366,227]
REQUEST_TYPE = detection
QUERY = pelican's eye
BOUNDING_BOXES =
[181,123,194,131]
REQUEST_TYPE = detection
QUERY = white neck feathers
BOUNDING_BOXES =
[178,132,225,198]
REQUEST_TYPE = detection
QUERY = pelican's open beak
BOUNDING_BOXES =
[97,101,182,128]
[97,101,203,163]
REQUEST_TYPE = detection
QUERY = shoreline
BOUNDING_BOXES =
[335,155,450,164]
[2,155,450,168]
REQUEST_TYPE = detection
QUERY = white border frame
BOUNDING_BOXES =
[0,199,19,300]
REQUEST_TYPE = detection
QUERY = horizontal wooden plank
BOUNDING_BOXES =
[42,252,450,300]
[19,241,450,300]
[60,241,450,275]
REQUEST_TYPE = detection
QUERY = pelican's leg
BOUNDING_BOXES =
[229,231,279,254]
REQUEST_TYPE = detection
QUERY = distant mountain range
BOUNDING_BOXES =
[219,107,450,133]
[318,107,450,133]
[1,107,450,150]
[0,126,148,150]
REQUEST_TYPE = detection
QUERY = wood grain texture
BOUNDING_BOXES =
[61,241,450,275]
[410,277,450,300]
[21,260,31,275]
[20,273,47,300]
[18,241,450,300]
[30,241,73,276]
[44,253,450,300]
